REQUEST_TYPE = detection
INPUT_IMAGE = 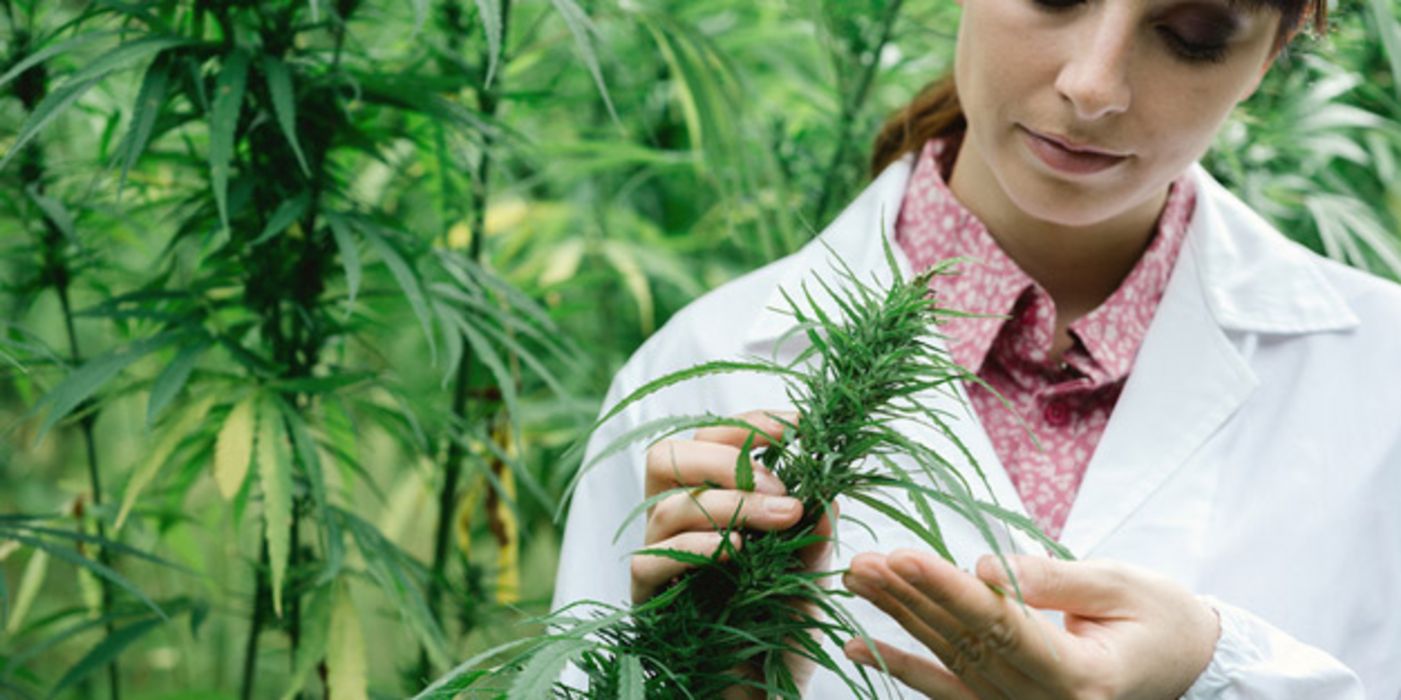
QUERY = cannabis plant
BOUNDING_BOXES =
[416,243,1071,699]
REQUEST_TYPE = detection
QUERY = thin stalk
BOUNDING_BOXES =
[10,29,122,700]
[811,0,906,228]
[423,0,514,671]
[239,540,270,700]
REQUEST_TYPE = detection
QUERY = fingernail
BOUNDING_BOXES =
[890,558,922,583]
[765,496,799,515]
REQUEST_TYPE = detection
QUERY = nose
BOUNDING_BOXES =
[1054,18,1134,121]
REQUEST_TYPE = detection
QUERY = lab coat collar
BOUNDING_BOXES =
[742,157,1358,353]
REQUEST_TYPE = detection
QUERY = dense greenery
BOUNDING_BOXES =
[1,0,1398,698]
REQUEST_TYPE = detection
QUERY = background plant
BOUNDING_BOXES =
[1,0,1397,698]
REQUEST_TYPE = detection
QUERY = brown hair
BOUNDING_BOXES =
[869,0,1330,176]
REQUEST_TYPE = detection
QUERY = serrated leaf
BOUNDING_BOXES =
[327,213,361,318]
[261,54,311,176]
[0,31,117,91]
[147,338,209,426]
[617,653,644,700]
[327,583,368,700]
[0,35,190,174]
[117,52,171,198]
[116,395,216,530]
[508,638,590,699]
[32,333,178,443]
[214,397,256,500]
[258,397,293,618]
[475,0,504,87]
[209,49,251,233]
[362,223,437,364]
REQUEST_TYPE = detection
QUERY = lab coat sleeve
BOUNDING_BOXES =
[1181,595,1367,699]
[551,361,651,691]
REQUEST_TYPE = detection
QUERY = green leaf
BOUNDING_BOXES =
[24,185,78,245]
[4,532,164,621]
[46,615,165,700]
[361,223,437,364]
[214,397,257,501]
[261,54,311,176]
[0,35,192,173]
[258,397,293,618]
[475,0,504,87]
[547,0,619,125]
[32,333,179,443]
[117,52,172,198]
[508,638,591,699]
[0,31,118,91]
[252,192,309,246]
[147,338,209,426]
[209,49,251,233]
[617,654,644,700]
[734,429,756,492]
[327,213,362,318]
[0,75,101,174]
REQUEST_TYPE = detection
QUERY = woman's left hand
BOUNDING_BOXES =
[842,550,1220,699]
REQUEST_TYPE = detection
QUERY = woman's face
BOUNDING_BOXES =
[953,0,1283,227]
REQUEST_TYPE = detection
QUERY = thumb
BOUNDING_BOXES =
[976,554,1128,616]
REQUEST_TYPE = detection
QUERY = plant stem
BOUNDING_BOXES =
[811,0,906,228]
[10,30,123,700]
[239,540,270,700]
[422,0,514,681]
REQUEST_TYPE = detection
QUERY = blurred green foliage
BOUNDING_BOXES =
[0,0,1397,698]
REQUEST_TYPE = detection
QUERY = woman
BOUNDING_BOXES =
[554,0,1401,696]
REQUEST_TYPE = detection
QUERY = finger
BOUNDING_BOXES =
[692,409,798,449]
[631,531,742,604]
[976,554,1132,618]
[846,554,1018,698]
[843,636,977,700]
[645,439,787,500]
[645,489,802,544]
[887,550,1063,689]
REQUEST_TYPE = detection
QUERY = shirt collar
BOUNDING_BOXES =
[894,136,1197,382]
[740,154,1358,357]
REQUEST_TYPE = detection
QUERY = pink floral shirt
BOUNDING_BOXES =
[895,135,1197,540]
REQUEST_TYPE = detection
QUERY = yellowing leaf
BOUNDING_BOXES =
[214,397,256,500]
[258,399,293,618]
[327,583,368,700]
[116,395,216,531]
[6,549,48,633]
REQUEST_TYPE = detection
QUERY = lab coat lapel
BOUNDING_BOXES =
[1056,226,1258,558]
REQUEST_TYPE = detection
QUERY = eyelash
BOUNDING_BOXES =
[1028,0,1232,65]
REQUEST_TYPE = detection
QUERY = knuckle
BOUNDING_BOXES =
[980,618,1017,654]
[950,631,986,674]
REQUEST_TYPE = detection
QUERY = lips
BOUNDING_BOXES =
[1021,126,1129,176]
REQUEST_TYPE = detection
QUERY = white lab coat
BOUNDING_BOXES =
[552,154,1401,698]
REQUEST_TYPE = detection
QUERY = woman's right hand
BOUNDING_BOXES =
[632,409,809,604]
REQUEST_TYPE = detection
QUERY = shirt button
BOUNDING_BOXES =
[1044,400,1071,427]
